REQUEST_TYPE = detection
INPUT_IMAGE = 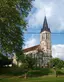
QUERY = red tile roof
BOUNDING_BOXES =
[23,45,40,53]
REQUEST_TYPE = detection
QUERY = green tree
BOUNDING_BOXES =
[50,58,64,69]
[24,55,36,69]
[21,54,36,78]
[50,58,64,77]
[0,0,33,58]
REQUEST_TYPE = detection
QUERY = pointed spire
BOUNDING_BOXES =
[41,16,51,32]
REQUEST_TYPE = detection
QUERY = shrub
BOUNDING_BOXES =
[27,68,51,77]
[0,67,25,76]
[56,70,64,75]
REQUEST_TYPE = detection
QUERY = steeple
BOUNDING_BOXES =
[41,16,51,32]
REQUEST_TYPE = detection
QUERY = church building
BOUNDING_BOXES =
[23,16,52,67]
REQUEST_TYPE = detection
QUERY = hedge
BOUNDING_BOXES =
[27,68,51,77]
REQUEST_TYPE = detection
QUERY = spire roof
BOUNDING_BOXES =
[41,16,51,32]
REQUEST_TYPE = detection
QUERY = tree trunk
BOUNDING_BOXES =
[24,73,27,79]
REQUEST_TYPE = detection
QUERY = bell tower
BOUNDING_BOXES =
[40,16,52,65]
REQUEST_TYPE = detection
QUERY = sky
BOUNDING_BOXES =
[23,0,64,60]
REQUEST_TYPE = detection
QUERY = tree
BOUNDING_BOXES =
[0,0,33,58]
[21,54,36,78]
[50,58,64,77]
[24,55,36,69]
[50,58,64,69]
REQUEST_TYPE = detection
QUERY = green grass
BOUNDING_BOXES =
[0,76,64,82]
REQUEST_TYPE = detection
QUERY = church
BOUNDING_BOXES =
[23,16,52,67]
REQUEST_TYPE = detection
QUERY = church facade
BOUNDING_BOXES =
[23,16,52,67]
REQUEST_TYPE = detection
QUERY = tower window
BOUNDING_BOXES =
[46,33,50,40]
[46,33,47,39]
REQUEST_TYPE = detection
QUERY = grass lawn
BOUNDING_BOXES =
[0,75,64,82]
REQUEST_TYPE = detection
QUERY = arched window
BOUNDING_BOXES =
[46,33,50,40]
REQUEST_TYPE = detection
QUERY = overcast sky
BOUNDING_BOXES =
[23,0,64,60]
